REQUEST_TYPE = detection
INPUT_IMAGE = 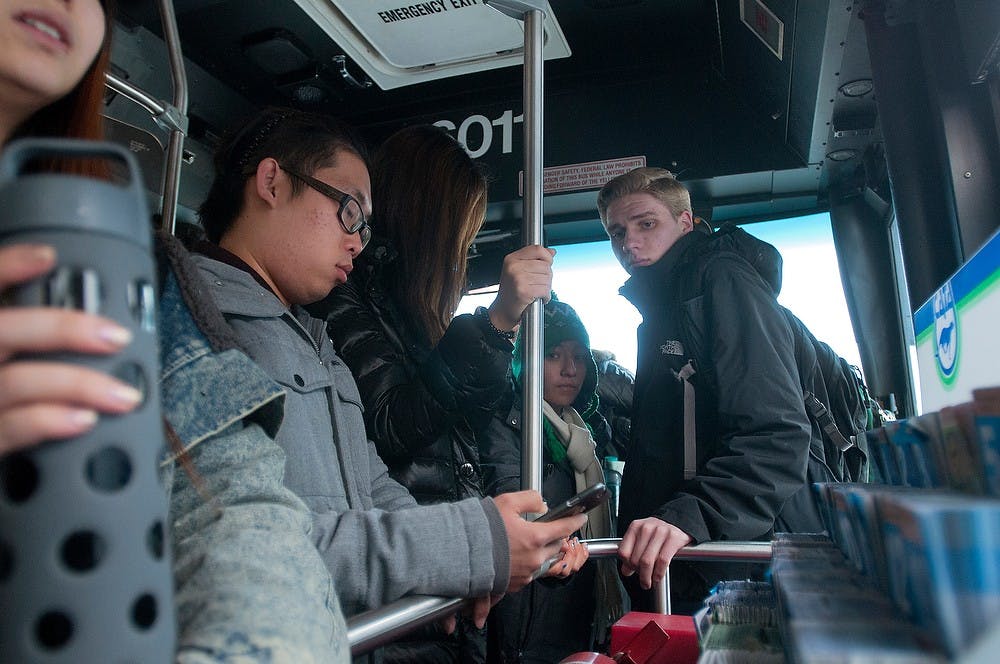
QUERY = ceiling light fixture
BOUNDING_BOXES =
[826,149,859,162]
[838,78,874,97]
[276,67,342,105]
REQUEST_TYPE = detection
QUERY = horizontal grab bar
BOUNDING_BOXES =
[347,595,467,656]
[105,72,167,118]
[583,538,773,562]
[347,538,772,655]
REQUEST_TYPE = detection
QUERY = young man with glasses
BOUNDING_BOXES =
[190,107,587,631]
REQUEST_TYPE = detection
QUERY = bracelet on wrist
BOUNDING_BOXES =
[474,306,517,341]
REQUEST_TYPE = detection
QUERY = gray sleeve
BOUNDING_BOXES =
[170,420,348,663]
[311,497,504,616]
[480,497,511,596]
[366,438,418,512]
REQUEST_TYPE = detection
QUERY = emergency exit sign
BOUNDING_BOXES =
[740,0,784,60]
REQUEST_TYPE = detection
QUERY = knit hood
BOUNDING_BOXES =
[511,296,600,419]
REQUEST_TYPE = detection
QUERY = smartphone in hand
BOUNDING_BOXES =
[532,482,608,523]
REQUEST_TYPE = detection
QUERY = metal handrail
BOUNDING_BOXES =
[579,539,772,562]
[520,3,545,498]
[346,539,772,655]
[104,1,188,236]
[486,0,549,497]
[105,72,167,118]
[347,596,466,656]
[155,0,188,236]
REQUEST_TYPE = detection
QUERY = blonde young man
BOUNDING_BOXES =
[598,168,823,609]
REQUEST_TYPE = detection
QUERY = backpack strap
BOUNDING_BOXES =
[674,360,698,479]
[804,391,855,453]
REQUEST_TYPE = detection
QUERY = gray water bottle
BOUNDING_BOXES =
[0,139,174,663]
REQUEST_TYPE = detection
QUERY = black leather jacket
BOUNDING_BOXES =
[316,237,513,504]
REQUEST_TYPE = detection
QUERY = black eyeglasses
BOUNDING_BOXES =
[279,164,371,250]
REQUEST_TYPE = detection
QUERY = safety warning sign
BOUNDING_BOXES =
[518,156,647,196]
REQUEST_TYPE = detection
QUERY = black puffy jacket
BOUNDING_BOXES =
[315,237,513,504]
[591,350,634,461]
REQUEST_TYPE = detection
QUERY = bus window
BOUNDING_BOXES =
[458,241,639,371]
[746,213,862,370]
[458,212,861,377]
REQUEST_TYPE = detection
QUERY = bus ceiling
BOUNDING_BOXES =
[109,0,999,300]
[109,0,869,215]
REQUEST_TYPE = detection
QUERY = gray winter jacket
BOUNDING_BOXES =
[191,254,510,617]
[158,236,347,662]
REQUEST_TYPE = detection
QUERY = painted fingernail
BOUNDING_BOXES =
[109,384,143,406]
[98,324,133,347]
[68,409,98,427]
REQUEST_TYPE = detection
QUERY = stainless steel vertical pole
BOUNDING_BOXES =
[656,571,671,615]
[156,0,189,236]
[486,0,547,496]
[520,8,545,496]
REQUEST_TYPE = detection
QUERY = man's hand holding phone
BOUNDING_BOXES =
[493,490,587,592]
[526,483,606,579]
[443,534,588,632]
[531,483,608,523]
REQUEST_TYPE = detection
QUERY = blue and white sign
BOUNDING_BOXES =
[915,227,1000,411]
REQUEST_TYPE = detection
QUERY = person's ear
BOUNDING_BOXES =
[678,210,694,233]
[253,158,281,207]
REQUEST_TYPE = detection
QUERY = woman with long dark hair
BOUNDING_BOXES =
[0,1,347,659]
[318,124,586,662]
[322,125,555,504]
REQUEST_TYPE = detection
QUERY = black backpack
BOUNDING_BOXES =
[784,308,884,482]
[673,222,884,484]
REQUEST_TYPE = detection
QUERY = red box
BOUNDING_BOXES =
[609,612,700,664]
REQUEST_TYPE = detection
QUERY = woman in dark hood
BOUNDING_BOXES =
[480,296,626,663]
[511,298,609,538]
